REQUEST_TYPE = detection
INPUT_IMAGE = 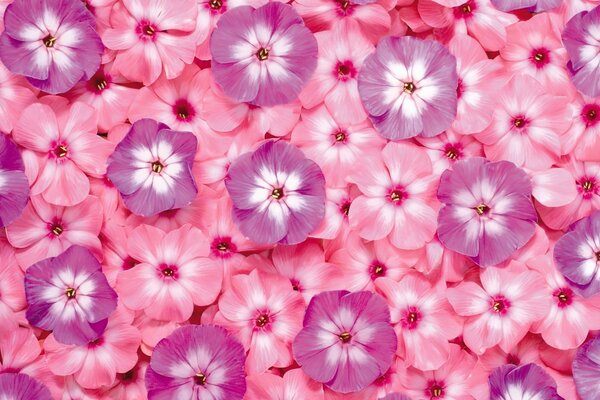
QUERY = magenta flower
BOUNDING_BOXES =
[210,2,318,106]
[563,6,600,98]
[437,157,537,267]
[0,134,29,227]
[358,36,458,140]
[573,336,600,400]
[225,140,326,245]
[489,363,563,400]
[0,373,52,400]
[145,325,247,400]
[292,290,397,393]
[554,211,600,297]
[24,245,117,345]
[0,0,102,94]
[107,119,198,217]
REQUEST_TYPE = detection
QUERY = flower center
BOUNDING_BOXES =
[402,307,420,329]
[51,224,63,236]
[461,3,471,13]
[582,104,600,126]
[143,25,155,36]
[513,117,526,128]
[430,384,444,398]
[335,131,346,142]
[491,296,511,314]
[162,267,175,277]
[209,0,222,9]
[54,145,68,158]
[390,190,404,202]
[43,34,57,48]
[340,201,351,216]
[271,188,284,200]
[65,287,76,299]
[578,177,598,199]
[506,354,520,365]
[474,204,489,215]
[596,251,600,262]
[217,242,228,251]
[173,99,195,122]
[369,262,386,280]
[151,161,164,174]
[403,82,415,94]
[256,47,269,61]
[95,78,107,91]
[554,287,573,307]
[339,332,352,343]
[531,48,550,68]
[337,0,351,11]
[194,372,207,385]
[454,0,476,18]
[255,314,269,327]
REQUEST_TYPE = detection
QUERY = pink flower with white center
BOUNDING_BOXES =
[376,274,462,371]
[214,269,305,374]
[310,186,358,244]
[563,93,600,162]
[447,34,502,134]
[348,142,439,250]
[102,0,199,85]
[475,74,571,171]
[447,264,550,354]
[299,21,373,124]
[12,101,114,206]
[416,128,483,175]
[105,360,148,400]
[6,195,103,270]
[117,224,222,322]
[291,104,385,187]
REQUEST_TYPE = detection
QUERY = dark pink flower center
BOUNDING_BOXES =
[401,306,420,329]
[512,116,528,129]
[581,104,600,127]
[255,313,270,327]
[173,99,196,122]
[491,295,511,315]
[210,237,237,258]
[389,188,406,204]
[194,372,207,385]
[369,261,386,280]
[530,48,550,68]
[577,176,599,199]
[88,70,111,93]
[456,78,464,98]
[159,264,178,278]
[426,381,446,398]
[333,130,347,144]
[443,143,463,161]
[335,0,355,15]
[256,47,270,61]
[454,0,476,19]
[335,61,357,81]
[340,200,351,216]
[122,257,137,271]
[339,331,352,343]
[208,0,223,9]
[89,337,104,347]
[137,21,158,39]
[506,353,520,365]
[554,287,573,308]
[48,220,64,237]
[291,278,301,291]
[52,144,68,159]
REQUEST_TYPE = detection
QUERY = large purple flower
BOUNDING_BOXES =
[563,6,600,97]
[554,211,600,297]
[0,0,103,94]
[24,245,117,345]
[0,134,29,227]
[145,325,247,400]
[225,140,325,245]
[573,336,600,400]
[489,363,563,400]
[358,36,458,141]
[0,373,52,400]
[107,119,198,217]
[491,0,561,12]
[292,290,397,394]
[210,2,318,107]
[437,157,537,267]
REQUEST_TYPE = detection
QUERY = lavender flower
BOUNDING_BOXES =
[489,363,563,400]
[0,134,29,227]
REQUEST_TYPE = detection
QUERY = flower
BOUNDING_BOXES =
[0,63,37,133]
[437,157,537,267]
[563,93,600,162]
[24,245,117,345]
[146,325,247,400]
[0,134,29,227]
[106,118,198,217]
[573,336,600,400]
[117,224,221,322]
[214,269,305,374]
[554,211,600,297]
[0,373,52,400]
[491,0,561,11]
[245,369,324,399]
[224,140,326,245]
[0,0,103,94]
[489,363,564,400]
[102,0,199,85]
[292,290,397,393]
[563,6,600,97]
[0,243,26,338]
[358,36,458,140]
[210,2,318,106]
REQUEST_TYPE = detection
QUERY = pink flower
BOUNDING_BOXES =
[105,360,148,400]
[117,224,221,322]
[0,243,26,338]
[102,0,199,85]
[376,274,462,371]
[348,142,439,250]
[6,195,103,270]
[246,369,324,399]
[416,128,483,174]
[447,265,549,354]
[563,93,600,162]
[13,102,114,206]
[310,186,357,243]
[0,63,37,133]
[214,269,304,374]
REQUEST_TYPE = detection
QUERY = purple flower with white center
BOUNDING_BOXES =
[0,134,29,227]
[490,0,561,12]
[145,325,247,400]
[225,140,326,245]
[437,157,537,267]
[210,2,318,107]
[357,36,458,141]
[573,336,600,400]
[489,363,564,400]
[563,6,600,98]
[107,118,198,217]
[24,245,117,346]
[0,0,103,94]
[292,290,397,394]
[0,373,52,400]
[554,211,600,297]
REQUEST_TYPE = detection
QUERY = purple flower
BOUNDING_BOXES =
[489,363,564,400]
[573,336,600,400]
[145,325,247,400]
[0,373,52,400]
[358,36,458,141]
[491,0,561,12]
[24,245,117,345]
[292,290,397,394]
[379,394,413,400]
[437,157,537,267]
[107,118,198,217]
[563,6,600,97]
[0,0,103,94]
[0,134,29,227]
[210,2,318,107]
[225,140,326,245]
[554,211,600,297]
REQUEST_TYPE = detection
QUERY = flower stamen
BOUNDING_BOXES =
[339,332,352,343]
[65,287,76,298]
[403,82,415,94]
[152,161,163,174]
[256,48,269,61]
